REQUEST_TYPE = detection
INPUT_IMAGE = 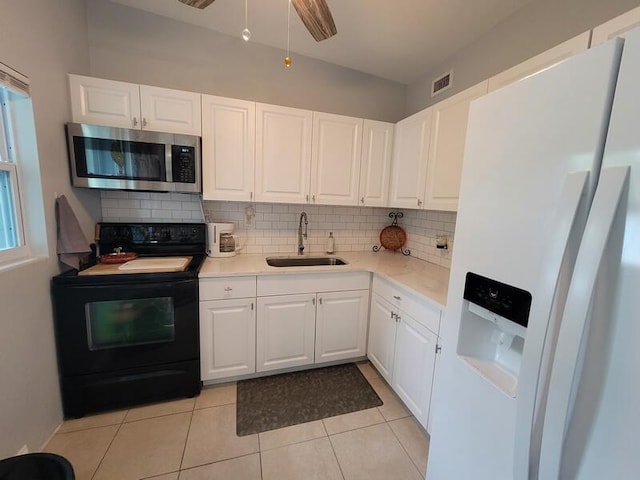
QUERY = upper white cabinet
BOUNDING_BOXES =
[487,31,590,93]
[592,5,640,46]
[255,103,313,204]
[424,80,488,211]
[69,74,201,135]
[358,120,394,207]
[311,112,363,205]
[201,95,255,201]
[389,107,433,209]
[139,84,202,136]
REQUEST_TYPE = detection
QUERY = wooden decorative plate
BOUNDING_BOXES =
[373,212,410,256]
[380,225,407,251]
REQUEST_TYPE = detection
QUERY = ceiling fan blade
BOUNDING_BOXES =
[291,0,337,42]
[178,0,216,9]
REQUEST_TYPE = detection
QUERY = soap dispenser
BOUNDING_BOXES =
[326,232,335,254]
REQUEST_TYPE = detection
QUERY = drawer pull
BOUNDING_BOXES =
[393,295,401,300]
[224,287,233,291]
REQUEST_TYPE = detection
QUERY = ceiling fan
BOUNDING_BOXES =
[178,0,337,42]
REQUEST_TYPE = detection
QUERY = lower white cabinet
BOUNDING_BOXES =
[368,276,441,431]
[315,290,370,363]
[392,311,438,427]
[199,298,256,381]
[367,293,397,380]
[256,294,316,372]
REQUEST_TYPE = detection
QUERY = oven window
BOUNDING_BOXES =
[86,297,175,350]
[74,136,166,181]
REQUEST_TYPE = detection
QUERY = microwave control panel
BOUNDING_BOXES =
[171,145,197,184]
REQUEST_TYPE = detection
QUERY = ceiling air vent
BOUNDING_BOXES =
[431,70,452,97]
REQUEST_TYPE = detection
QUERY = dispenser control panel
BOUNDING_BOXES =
[463,272,532,328]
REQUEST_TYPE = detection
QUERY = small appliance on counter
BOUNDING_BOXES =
[206,222,240,258]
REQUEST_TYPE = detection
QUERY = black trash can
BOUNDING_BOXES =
[0,453,75,480]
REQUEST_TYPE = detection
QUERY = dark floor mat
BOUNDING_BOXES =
[236,363,383,436]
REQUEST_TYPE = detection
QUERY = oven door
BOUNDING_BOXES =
[52,277,199,376]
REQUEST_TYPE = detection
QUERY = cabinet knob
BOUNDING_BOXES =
[142,117,148,128]
[312,195,316,203]
[396,315,401,323]
[417,199,423,207]
[319,297,323,305]
[360,197,365,204]
[224,286,233,291]
[393,295,401,301]
[306,194,310,202]
[390,311,396,320]
[132,116,138,127]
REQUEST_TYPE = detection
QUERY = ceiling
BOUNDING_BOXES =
[109,0,538,85]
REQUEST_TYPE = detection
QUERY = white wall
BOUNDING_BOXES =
[406,0,640,114]
[0,0,98,457]
[85,0,407,123]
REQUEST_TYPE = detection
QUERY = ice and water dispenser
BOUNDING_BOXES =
[457,272,532,397]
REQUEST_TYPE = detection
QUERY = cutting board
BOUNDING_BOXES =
[79,256,192,275]
[118,257,191,271]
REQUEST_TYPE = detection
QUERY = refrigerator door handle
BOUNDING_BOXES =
[538,166,630,480]
[513,170,591,480]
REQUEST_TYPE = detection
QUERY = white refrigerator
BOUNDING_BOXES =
[427,27,640,480]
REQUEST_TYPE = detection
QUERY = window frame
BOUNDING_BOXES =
[0,68,30,264]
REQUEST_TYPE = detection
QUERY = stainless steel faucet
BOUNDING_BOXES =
[298,211,308,255]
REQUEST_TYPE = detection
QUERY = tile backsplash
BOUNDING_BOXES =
[100,191,456,268]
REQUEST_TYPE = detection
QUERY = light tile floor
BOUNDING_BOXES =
[43,362,429,480]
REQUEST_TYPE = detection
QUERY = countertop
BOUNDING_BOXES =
[199,251,450,309]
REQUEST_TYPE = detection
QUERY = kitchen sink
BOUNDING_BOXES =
[266,256,349,267]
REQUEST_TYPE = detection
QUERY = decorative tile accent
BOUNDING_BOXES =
[99,191,456,267]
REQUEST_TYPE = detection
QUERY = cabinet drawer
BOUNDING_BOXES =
[200,276,256,301]
[257,272,370,296]
[372,275,441,335]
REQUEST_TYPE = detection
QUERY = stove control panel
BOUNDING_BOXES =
[97,222,206,255]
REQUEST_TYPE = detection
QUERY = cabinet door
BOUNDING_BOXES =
[199,298,256,381]
[315,289,369,363]
[487,31,590,93]
[389,108,432,209]
[424,81,488,211]
[592,6,640,46]
[202,95,255,201]
[358,120,394,207]
[392,311,438,430]
[367,293,397,382]
[255,103,312,204]
[310,112,363,205]
[139,85,202,135]
[256,293,316,372]
[69,74,140,129]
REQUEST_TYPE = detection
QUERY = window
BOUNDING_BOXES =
[0,63,30,263]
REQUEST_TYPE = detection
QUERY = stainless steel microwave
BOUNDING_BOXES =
[65,123,201,193]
